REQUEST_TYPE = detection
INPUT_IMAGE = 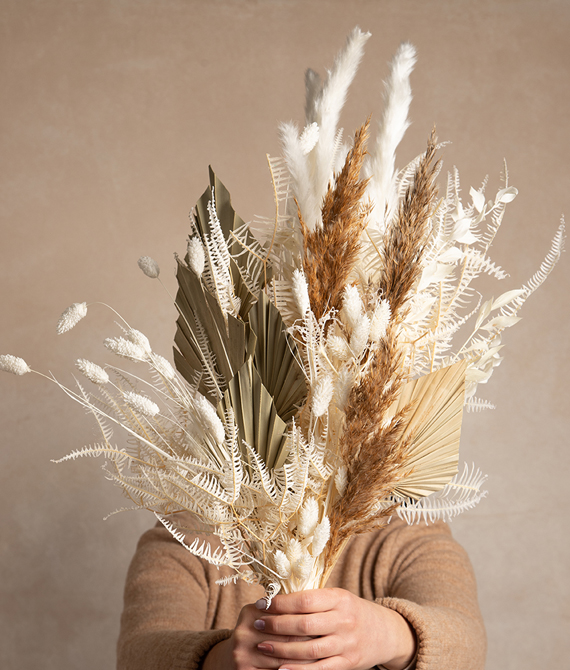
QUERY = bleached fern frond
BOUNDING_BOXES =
[157,513,229,567]
[465,397,496,412]
[51,443,131,465]
[502,220,565,313]
[396,463,488,524]
[215,573,242,586]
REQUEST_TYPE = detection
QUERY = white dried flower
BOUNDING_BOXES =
[341,285,363,329]
[124,391,160,417]
[292,268,311,316]
[311,374,334,417]
[187,237,205,277]
[126,328,152,354]
[285,537,303,564]
[274,550,292,578]
[292,553,313,581]
[370,299,391,342]
[104,337,147,361]
[57,302,87,334]
[152,354,176,380]
[333,366,354,410]
[137,256,160,279]
[349,314,371,358]
[193,393,225,444]
[334,465,348,496]
[75,359,109,385]
[327,334,350,361]
[311,516,331,557]
[298,497,319,538]
[299,122,320,155]
[0,354,31,376]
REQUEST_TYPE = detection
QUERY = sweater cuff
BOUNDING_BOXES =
[376,597,435,670]
[173,628,232,670]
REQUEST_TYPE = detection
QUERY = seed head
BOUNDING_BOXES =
[0,354,31,376]
[75,359,109,385]
[57,302,87,334]
[124,391,160,417]
[137,256,160,279]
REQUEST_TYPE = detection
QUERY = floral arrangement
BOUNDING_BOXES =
[1,28,564,602]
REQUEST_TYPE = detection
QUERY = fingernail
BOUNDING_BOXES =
[257,643,273,654]
[253,619,265,631]
[255,599,266,610]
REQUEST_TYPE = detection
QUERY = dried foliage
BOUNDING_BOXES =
[3,29,563,603]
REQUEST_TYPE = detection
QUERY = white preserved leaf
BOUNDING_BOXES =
[496,186,518,203]
[470,186,485,213]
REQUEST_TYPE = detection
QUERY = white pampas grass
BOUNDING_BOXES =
[187,237,205,277]
[281,26,371,230]
[57,302,87,334]
[137,256,160,279]
[366,42,417,230]
[75,359,109,385]
[292,553,313,581]
[124,391,160,417]
[104,337,148,361]
[0,354,31,376]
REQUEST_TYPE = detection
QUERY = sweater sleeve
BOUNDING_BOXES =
[117,522,232,670]
[375,521,486,670]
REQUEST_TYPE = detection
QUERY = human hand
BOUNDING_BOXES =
[202,600,315,670]
[253,588,416,670]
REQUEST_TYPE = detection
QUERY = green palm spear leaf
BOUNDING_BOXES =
[173,169,306,469]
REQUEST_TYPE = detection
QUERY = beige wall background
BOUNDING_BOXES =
[1,1,568,668]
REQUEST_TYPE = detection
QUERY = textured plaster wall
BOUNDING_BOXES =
[0,1,568,669]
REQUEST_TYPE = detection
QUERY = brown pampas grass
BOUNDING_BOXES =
[377,129,440,318]
[323,326,410,573]
[322,134,441,576]
[301,118,372,322]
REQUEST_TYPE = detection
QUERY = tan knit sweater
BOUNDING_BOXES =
[117,516,486,670]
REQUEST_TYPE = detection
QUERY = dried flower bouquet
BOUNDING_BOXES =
[1,28,564,603]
